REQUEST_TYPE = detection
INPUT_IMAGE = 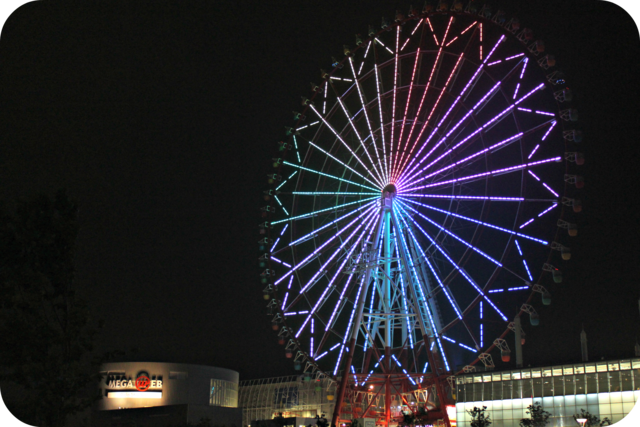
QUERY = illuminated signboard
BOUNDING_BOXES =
[105,371,163,398]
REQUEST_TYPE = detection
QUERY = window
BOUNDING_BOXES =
[210,379,238,407]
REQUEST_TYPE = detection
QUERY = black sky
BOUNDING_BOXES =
[1,0,639,381]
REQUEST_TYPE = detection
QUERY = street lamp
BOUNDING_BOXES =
[576,418,588,427]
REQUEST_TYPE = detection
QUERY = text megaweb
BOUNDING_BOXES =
[106,373,163,392]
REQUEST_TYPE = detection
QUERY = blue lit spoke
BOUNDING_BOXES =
[392,211,450,372]
[397,197,548,245]
[282,161,380,192]
[395,212,462,320]
[285,200,377,248]
[274,203,377,285]
[334,273,367,376]
[271,196,378,225]
[393,238,415,349]
[276,171,298,191]
[295,210,378,338]
[327,217,380,332]
[394,203,508,322]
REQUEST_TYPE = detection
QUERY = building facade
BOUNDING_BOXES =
[94,362,242,426]
[239,375,336,426]
[455,358,640,427]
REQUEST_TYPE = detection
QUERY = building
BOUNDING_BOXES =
[454,358,640,427]
[93,362,242,426]
[238,375,336,426]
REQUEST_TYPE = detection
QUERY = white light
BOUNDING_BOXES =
[107,391,162,399]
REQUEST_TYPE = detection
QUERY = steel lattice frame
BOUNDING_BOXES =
[259,4,580,426]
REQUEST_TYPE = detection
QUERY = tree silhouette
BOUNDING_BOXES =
[467,406,492,427]
[519,401,551,427]
[0,191,114,426]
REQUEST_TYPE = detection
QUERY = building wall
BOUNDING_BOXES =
[455,359,640,427]
[96,362,239,411]
[239,375,336,426]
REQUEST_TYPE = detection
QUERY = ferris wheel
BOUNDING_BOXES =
[259,3,581,426]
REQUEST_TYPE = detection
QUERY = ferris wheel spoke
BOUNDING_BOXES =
[271,196,377,226]
[300,138,382,189]
[294,211,379,338]
[394,203,508,322]
[397,197,550,245]
[395,17,455,181]
[398,80,503,187]
[346,57,388,183]
[275,200,377,254]
[409,132,525,186]
[392,219,451,371]
[307,105,385,187]
[414,116,556,185]
[333,271,368,376]
[399,156,562,193]
[394,52,465,182]
[400,34,506,179]
[398,199,532,284]
[373,63,390,179]
[274,203,377,286]
[325,218,380,334]
[296,208,379,295]
[281,160,379,192]
[394,48,422,180]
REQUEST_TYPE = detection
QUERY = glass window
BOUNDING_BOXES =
[598,372,609,393]
[532,369,541,378]
[564,375,575,395]
[533,376,543,397]
[552,367,563,376]
[543,377,553,396]
[512,380,522,399]
[512,372,521,380]
[563,366,574,375]
[473,382,483,401]
[492,373,501,382]
[574,365,585,374]
[633,369,640,390]
[210,379,239,407]
[597,363,608,372]
[492,381,503,400]
[473,375,483,383]
[585,364,596,373]
[620,360,631,370]
[483,374,492,383]
[632,360,640,369]
[483,382,492,400]
[502,372,511,381]
[621,370,633,391]
[608,362,620,371]
[575,374,586,394]
[553,376,564,396]
[610,370,621,392]
[503,379,513,400]
[522,378,533,398]
[586,372,598,394]
[542,368,552,377]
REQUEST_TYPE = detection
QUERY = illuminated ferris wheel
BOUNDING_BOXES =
[259,3,582,426]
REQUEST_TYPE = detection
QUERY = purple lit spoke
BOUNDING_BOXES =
[394,203,508,322]
[397,197,549,245]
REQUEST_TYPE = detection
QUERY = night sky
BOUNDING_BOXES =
[1,0,639,384]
